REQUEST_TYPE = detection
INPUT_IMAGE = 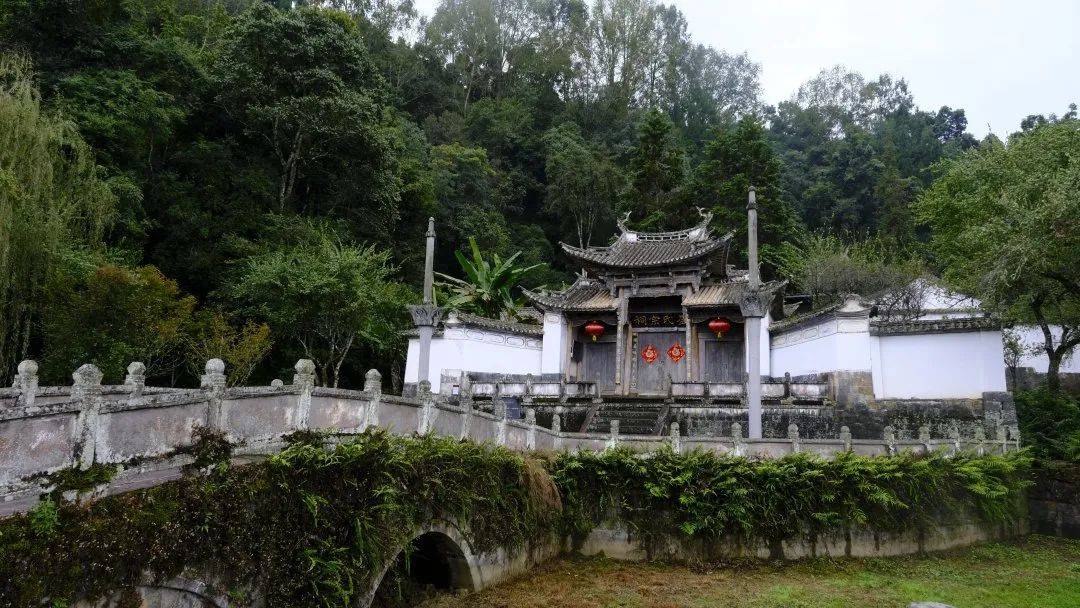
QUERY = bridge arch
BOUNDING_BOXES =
[363,519,480,608]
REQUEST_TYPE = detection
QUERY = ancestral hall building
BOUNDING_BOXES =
[405,194,1021,437]
[521,211,780,397]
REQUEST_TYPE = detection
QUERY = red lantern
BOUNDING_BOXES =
[584,321,605,341]
[708,317,732,338]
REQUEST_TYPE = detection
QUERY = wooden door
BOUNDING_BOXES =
[699,336,744,382]
[635,331,687,395]
[582,341,616,391]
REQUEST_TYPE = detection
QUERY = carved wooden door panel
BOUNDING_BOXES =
[699,336,744,382]
[635,331,687,395]
[582,341,616,391]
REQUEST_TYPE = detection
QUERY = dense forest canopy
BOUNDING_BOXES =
[0,0,1075,389]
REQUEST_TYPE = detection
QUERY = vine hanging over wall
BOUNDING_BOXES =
[0,433,1030,607]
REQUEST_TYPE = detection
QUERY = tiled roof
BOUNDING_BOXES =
[450,312,544,336]
[869,316,999,336]
[682,282,748,307]
[523,280,618,312]
[769,301,844,333]
[403,311,544,337]
[561,232,731,269]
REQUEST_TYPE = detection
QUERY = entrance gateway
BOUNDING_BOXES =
[524,211,779,397]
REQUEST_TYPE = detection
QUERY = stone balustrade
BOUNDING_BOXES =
[0,359,1021,516]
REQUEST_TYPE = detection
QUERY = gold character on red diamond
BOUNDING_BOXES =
[667,343,686,363]
[641,344,659,364]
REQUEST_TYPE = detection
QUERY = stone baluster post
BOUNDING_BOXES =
[947,422,961,455]
[1008,425,1021,451]
[731,422,744,457]
[918,425,932,454]
[363,369,382,431]
[417,380,435,434]
[124,361,146,401]
[840,425,852,452]
[292,359,315,431]
[551,410,563,450]
[607,419,620,449]
[15,360,38,408]
[525,408,537,450]
[788,423,800,454]
[973,426,986,456]
[495,397,508,446]
[669,421,681,454]
[883,425,896,456]
[523,374,535,406]
[995,423,1007,454]
[73,364,104,469]
[202,359,227,431]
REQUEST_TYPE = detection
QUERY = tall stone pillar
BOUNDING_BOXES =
[742,187,765,439]
[409,217,443,388]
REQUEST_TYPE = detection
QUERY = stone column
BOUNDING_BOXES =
[409,217,443,389]
[615,294,627,389]
[669,421,681,454]
[73,364,104,469]
[743,187,765,439]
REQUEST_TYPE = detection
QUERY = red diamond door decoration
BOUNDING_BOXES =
[641,344,659,364]
[667,343,686,363]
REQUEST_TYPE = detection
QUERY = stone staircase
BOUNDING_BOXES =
[584,399,668,435]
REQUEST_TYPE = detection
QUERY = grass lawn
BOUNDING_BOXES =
[421,535,1080,608]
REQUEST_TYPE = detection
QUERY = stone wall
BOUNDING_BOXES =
[1028,463,1080,539]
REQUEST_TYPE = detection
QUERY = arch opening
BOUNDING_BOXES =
[371,531,473,607]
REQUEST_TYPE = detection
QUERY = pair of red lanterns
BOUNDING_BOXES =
[582,317,732,341]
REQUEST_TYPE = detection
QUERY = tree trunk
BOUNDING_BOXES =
[1046,350,1062,393]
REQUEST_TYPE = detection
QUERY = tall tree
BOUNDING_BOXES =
[623,108,684,226]
[0,54,115,381]
[211,3,402,224]
[542,122,621,247]
[689,116,802,270]
[917,120,1080,391]
[227,218,413,388]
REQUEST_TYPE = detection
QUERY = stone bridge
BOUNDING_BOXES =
[1,359,1024,607]
[1,358,1021,517]
[70,516,555,608]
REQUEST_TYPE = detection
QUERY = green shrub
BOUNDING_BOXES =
[1015,388,1080,463]
[550,447,1031,556]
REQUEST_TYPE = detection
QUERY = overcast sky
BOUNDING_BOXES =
[411,0,1080,137]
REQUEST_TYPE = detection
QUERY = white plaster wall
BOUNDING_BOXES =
[769,317,871,377]
[1011,325,1080,373]
[541,313,565,374]
[871,330,1006,399]
[405,328,543,392]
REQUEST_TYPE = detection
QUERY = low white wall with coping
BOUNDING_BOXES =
[870,330,1006,399]
[770,315,872,377]
[405,326,543,392]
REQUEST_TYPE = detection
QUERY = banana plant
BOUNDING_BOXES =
[436,237,543,320]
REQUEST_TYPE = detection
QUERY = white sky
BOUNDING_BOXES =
[411,0,1080,137]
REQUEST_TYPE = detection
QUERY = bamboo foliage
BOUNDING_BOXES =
[0,53,115,381]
